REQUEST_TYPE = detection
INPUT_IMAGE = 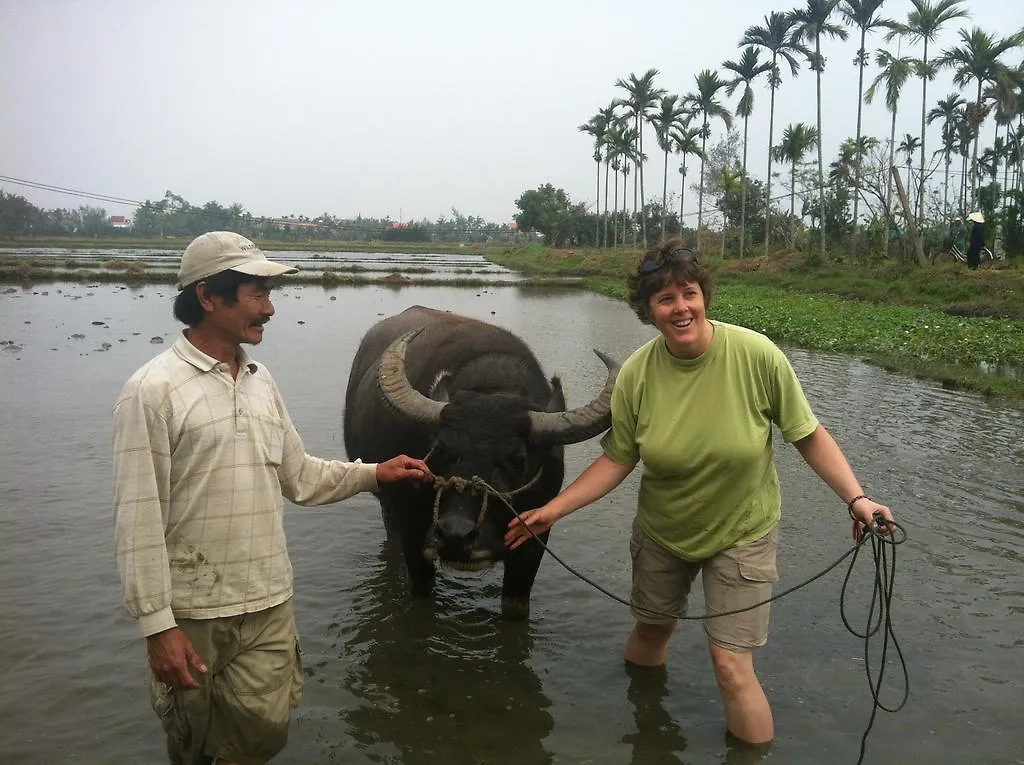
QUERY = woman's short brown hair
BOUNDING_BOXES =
[626,237,714,324]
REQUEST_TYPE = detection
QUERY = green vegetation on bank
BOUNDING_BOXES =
[1,237,1021,401]
[485,244,1024,401]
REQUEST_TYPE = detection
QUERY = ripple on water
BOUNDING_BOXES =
[1,279,1022,764]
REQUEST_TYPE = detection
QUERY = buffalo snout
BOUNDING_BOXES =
[427,513,480,557]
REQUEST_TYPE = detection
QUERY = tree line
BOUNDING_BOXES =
[572,0,1023,261]
[0,189,531,245]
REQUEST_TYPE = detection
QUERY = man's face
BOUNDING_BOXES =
[205,281,275,346]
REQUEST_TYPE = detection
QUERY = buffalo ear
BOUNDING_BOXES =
[428,371,454,403]
[546,375,566,413]
[528,349,620,445]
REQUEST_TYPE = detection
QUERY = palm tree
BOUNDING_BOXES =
[683,70,734,252]
[596,103,620,247]
[604,120,628,246]
[1008,61,1024,201]
[771,122,819,246]
[984,65,1024,217]
[673,127,705,235]
[741,12,807,255]
[898,133,922,207]
[953,109,976,211]
[614,69,666,248]
[792,0,849,257]
[927,92,967,215]
[610,124,639,246]
[936,27,1023,208]
[839,0,896,257]
[578,113,611,247]
[865,48,916,256]
[978,137,1003,184]
[648,95,692,241]
[609,151,622,246]
[886,0,969,222]
[723,46,772,258]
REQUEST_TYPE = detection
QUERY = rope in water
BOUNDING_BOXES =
[469,475,908,765]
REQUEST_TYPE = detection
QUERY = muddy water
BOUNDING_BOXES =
[0,278,1021,764]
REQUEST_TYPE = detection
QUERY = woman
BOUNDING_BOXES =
[505,237,895,747]
[966,211,986,270]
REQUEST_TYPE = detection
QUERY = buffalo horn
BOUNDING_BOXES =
[377,328,445,426]
[528,349,620,445]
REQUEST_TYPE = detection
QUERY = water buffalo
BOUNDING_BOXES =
[344,306,619,618]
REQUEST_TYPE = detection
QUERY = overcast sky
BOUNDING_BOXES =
[2,0,1022,226]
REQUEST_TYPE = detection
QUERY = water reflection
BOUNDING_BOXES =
[2,279,1023,764]
[621,664,688,764]
[331,545,554,764]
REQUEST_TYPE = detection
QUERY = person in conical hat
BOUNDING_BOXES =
[966,212,986,270]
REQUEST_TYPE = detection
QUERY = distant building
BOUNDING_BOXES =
[110,215,132,229]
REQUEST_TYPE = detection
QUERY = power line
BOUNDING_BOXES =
[0,174,521,237]
[0,175,143,207]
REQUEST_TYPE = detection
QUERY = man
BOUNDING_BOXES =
[113,231,432,765]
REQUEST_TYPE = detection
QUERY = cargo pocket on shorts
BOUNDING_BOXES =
[150,677,191,752]
[737,561,778,584]
[629,517,643,562]
[289,634,304,709]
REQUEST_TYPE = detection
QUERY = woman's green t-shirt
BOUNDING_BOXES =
[601,321,818,560]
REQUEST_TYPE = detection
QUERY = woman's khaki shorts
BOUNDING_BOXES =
[149,598,303,765]
[629,519,779,651]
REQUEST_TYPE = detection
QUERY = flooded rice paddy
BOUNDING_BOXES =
[0,252,1022,764]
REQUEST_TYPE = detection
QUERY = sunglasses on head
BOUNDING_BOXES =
[637,247,698,277]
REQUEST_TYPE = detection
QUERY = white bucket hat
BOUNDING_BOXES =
[967,211,985,224]
[177,231,299,289]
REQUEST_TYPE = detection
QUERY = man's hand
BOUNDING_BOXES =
[376,455,433,486]
[147,627,207,690]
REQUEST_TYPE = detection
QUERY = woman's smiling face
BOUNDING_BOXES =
[648,279,712,359]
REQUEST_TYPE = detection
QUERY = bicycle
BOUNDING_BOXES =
[932,241,1000,264]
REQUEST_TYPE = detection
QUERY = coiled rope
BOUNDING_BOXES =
[468,475,908,765]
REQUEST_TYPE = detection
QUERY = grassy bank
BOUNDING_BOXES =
[3,237,1022,400]
[485,245,1024,402]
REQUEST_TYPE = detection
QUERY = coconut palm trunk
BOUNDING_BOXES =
[724,46,773,259]
[886,114,897,258]
[603,159,611,247]
[741,116,750,257]
[943,150,951,214]
[612,167,619,246]
[815,38,826,256]
[661,149,670,240]
[971,80,983,207]
[918,35,930,221]
[766,83,778,256]
[793,0,848,257]
[679,163,687,231]
[698,125,708,250]
[852,32,868,258]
